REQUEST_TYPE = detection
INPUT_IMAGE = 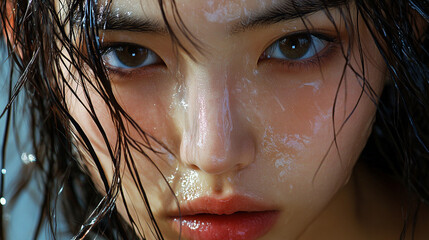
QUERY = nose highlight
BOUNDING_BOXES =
[180,74,255,175]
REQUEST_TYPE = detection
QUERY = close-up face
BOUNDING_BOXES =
[64,0,386,239]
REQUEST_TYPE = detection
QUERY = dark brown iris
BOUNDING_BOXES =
[115,45,148,67]
[278,34,311,60]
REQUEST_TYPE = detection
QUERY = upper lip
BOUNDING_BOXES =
[168,195,276,217]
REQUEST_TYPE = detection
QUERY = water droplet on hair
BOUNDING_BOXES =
[21,152,36,164]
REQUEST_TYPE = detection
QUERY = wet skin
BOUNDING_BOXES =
[64,0,391,239]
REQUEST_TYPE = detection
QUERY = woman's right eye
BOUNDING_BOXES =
[102,44,163,70]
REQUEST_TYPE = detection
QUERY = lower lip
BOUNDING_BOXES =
[171,211,279,240]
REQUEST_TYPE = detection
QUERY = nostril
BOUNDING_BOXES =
[179,128,257,175]
[188,164,200,171]
[235,163,247,171]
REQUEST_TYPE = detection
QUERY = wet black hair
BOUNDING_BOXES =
[0,0,428,239]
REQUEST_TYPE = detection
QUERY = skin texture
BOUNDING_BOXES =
[64,0,393,239]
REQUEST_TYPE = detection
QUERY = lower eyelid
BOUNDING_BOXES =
[105,63,166,80]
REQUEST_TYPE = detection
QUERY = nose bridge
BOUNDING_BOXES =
[180,66,254,175]
[197,74,232,148]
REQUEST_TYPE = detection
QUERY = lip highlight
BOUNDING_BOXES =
[169,196,279,240]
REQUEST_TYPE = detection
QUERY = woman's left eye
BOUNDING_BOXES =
[102,43,163,70]
[262,33,331,61]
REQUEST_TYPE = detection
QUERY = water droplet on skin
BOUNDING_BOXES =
[170,83,188,112]
[273,96,286,112]
[311,106,332,135]
[166,172,176,185]
[182,219,211,231]
[300,80,322,93]
[221,86,233,152]
[261,126,313,182]
[180,99,189,110]
[203,1,243,23]
[179,171,203,201]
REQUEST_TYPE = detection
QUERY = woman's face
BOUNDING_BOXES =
[66,0,385,239]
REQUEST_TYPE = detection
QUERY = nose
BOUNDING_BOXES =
[179,68,255,175]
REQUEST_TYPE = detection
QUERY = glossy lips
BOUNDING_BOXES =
[170,196,279,240]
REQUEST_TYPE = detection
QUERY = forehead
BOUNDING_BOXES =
[105,0,271,19]
[100,0,347,29]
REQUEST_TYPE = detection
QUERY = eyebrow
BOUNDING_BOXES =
[96,0,348,34]
[98,12,168,34]
[231,0,349,33]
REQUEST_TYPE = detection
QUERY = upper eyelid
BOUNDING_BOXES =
[260,31,334,55]
[272,31,336,45]
[99,42,148,51]
[99,42,162,58]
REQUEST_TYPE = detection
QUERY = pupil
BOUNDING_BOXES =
[116,45,148,67]
[279,34,311,60]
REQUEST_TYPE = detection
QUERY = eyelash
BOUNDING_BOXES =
[258,32,339,71]
[274,43,338,71]
[99,32,339,75]
[99,43,164,76]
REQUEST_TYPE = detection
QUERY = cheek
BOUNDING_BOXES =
[110,73,183,155]
[233,45,384,203]
[67,83,178,234]
[65,76,170,188]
